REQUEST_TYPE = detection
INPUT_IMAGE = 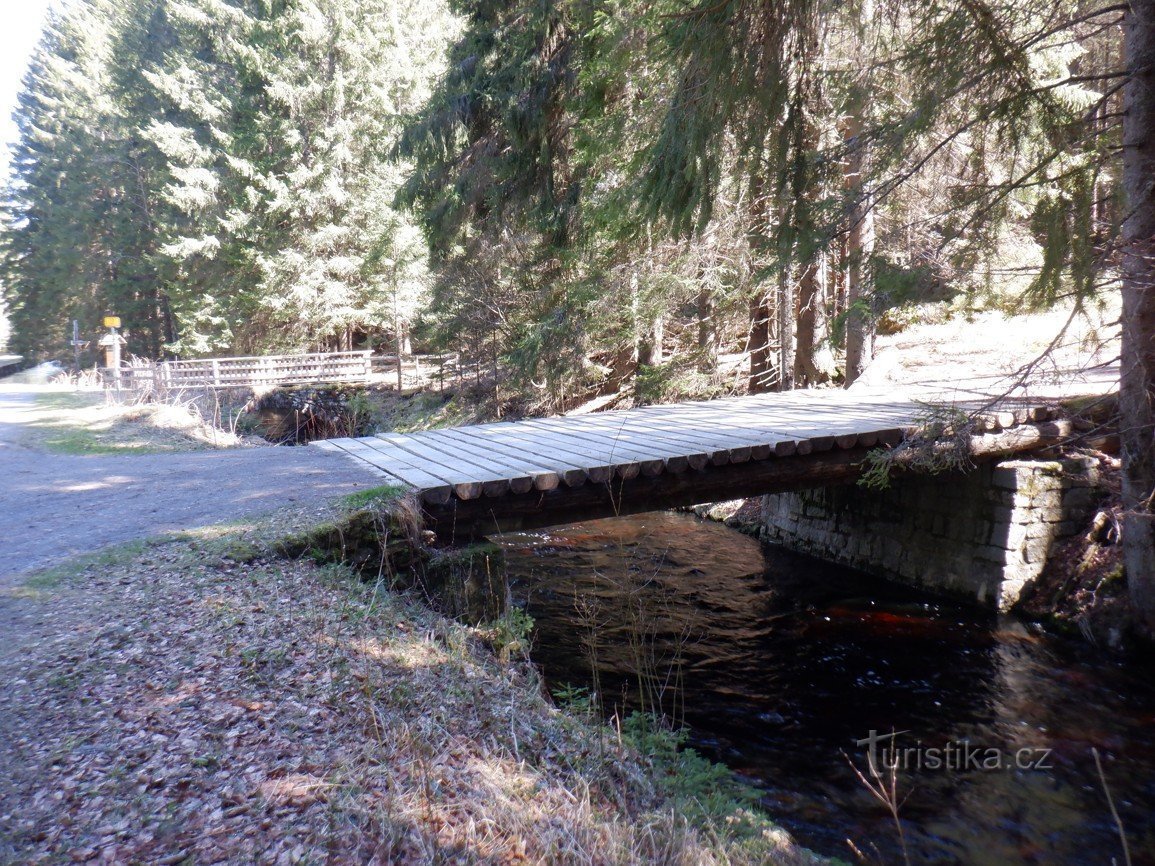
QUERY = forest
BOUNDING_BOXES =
[1,0,1153,628]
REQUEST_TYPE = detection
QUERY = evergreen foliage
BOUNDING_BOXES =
[2,0,1153,634]
[0,0,1133,398]
[3,0,457,360]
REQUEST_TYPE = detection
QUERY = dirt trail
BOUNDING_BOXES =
[0,385,379,586]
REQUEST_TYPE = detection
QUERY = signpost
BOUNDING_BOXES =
[70,319,88,373]
[97,315,126,390]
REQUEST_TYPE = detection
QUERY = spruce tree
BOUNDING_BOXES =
[3,0,168,362]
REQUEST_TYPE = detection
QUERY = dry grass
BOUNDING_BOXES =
[22,390,252,453]
[0,518,826,865]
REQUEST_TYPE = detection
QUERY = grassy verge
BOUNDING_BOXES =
[1,506,829,865]
[373,388,493,433]
[22,391,247,454]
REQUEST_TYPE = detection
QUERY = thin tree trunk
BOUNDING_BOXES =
[842,0,875,388]
[697,286,717,371]
[843,109,874,387]
[776,266,794,391]
[747,173,777,393]
[1120,0,1155,636]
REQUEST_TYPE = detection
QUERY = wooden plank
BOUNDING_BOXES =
[570,414,763,464]
[503,424,646,479]
[624,418,782,459]
[629,402,919,444]
[581,413,795,461]
[327,438,458,492]
[433,426,600,486]
[530,417,701,470]
[517,415,709,464]
[366,434,521,498]
[463,424,619,482]
[350,437,489,500]
[562,421,711,469]
[370,432,532,497]
[646,391,919,421]
[426,419,1075,540]
[323,439,453,504]
[671,407,919,437]
[503,419,679,476]
[418,429,562,491]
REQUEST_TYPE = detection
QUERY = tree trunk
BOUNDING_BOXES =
[696,286,717,370]
[843,109,874,387]
[747,173,777,393]
[638,315,663,366]
[747,293,775,392]
[793,261,828,386]
[776,266,794,391]
[1120,0,1155,637]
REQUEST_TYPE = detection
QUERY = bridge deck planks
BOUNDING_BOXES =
[317,386,1076,507]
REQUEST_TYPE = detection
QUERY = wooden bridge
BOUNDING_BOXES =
[314,377,1105,540]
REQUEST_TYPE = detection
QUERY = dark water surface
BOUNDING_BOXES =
[494,511,1155,865]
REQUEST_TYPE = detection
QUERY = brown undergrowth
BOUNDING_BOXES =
[0,512,826,865]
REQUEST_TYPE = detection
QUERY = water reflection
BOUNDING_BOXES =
[494,511,1155,865]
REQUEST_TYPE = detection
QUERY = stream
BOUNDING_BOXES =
[493,511,1155,865]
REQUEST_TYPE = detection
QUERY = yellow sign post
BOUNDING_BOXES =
[99,315,125,388]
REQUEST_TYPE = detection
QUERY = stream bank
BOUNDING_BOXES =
[297,493,1155,865]
[1,499,825,865]
[493,511,1155,866]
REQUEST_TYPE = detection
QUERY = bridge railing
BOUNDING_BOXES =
[372,352,489,391]
[103,350,373,394]
[102,348,490,396]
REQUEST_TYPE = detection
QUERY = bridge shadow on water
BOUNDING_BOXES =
[493,511,1155,866]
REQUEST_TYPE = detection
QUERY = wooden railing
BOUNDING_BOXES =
[103,348,490,395]
[372,352,487,391]
[107,350,373,391]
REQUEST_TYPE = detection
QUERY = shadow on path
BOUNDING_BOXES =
[0,385,380,585]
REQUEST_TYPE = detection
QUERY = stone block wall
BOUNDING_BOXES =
[758,456,1102,610]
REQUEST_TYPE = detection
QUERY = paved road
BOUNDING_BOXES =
[0,385,379,585]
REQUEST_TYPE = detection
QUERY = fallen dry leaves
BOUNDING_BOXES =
[0,530,820,865]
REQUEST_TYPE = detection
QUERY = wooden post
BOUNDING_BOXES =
[99,319,123,394]
[70,320,84,374]
[211,358,220,387]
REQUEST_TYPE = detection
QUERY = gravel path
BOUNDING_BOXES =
[0,385,379,587]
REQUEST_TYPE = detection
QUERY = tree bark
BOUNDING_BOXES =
[747,293,775,392]
[638,314,663,366]
[696,286,718,370]
[843,109,874,387]
[776,266,794,391]
[794,261,828,386]
[747,173,778,392]
[1121,0,1155,637]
